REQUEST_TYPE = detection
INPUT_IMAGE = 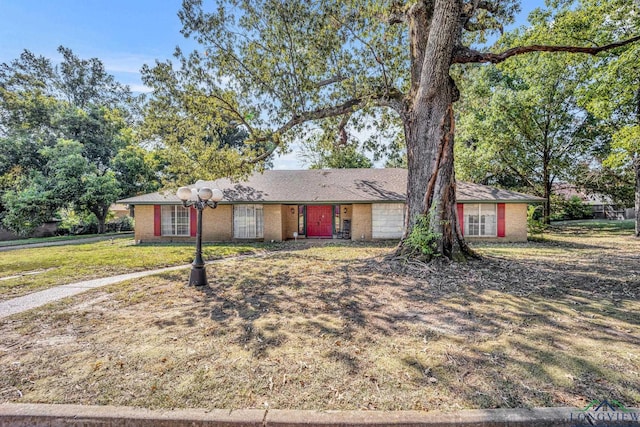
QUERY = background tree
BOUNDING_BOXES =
[141,60,262,185]
[0,47,156,235]
[567,0,640,236]
[456,50,597,223]
[176,0,638,261]
[298,116,374,169]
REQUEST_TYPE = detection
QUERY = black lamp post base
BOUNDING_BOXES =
[189,266,208,286]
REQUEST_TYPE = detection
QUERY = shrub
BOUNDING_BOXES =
[551,195,593,221]
[404,207,441,260]
[527,205,547,237]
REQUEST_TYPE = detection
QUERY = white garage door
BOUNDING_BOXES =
[372,203,405,239]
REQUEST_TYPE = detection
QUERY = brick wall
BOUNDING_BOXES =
[202,204,233,241]
[263,204,283,241]
[339,205,352,236]
[282,205,299,240]
[351,204,372,241]
[134,205,156,242]
[505,203,528,242]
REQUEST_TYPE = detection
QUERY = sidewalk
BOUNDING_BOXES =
[0,252,268,319]
[0,264,190,319]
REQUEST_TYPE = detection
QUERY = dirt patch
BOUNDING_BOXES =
[1,232,639,411]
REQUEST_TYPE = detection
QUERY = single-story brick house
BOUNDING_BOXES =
[118,168,543,243]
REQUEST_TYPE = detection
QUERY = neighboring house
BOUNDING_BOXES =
[553,183,634,220]
[108,203,131,219]
[118,169,543,243]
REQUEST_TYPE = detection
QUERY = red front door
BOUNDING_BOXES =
[306,205,333,238]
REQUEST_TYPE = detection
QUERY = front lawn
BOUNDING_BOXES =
[0,224,638,411]
[0,240,266,301]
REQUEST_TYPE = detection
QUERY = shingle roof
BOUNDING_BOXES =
[118,169,544,205]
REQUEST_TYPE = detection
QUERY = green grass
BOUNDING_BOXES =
[0,232,132,247]
[0,239,267,301]
[550,219,635,234]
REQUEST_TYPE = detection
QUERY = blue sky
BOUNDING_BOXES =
[0,0,545,168]
[0,0,194,93]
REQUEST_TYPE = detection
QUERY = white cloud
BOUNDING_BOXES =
[272,148,305,170]
[127,83,154,94]
[101,53,158,75]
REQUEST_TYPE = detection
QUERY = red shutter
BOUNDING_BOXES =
[190,207,197,237]
[457,203,464,236]
[497,203,506,237]
[153,205,162,236]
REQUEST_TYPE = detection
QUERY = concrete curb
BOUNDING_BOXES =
[3,403,631,427]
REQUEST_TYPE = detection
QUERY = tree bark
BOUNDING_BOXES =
[397,0,476,261]
[635,154,640,237]
[635,87,640,237]
[543,157,552,225]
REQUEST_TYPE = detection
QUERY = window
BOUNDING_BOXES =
[464,204,496,237]
[161,205,190,236]
[234,204,264,238]
[298,205,305,235]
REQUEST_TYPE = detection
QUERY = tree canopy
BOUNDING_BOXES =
[175,0,639,259]
[0,47,158,235]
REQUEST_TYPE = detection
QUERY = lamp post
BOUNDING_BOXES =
[176,180,223,286]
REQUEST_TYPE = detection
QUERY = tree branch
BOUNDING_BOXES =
[245,88,406,164]
[464,20,503,33]
[453,35,640,64]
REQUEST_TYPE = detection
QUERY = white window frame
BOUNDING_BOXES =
[233,204,264,239]
[161,205,190,236]
[464,204,497,237]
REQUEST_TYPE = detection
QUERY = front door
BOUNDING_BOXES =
[306,205,333,238]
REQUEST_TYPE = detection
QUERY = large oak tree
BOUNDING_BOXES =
[175,0,639,260]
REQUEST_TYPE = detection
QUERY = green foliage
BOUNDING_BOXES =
[0,47,159,235]
[575,165,634,208]
[456,51,595,189]
[106,215,134,233]
[553,0,640,231]
[302,138,373,169]
[140,60,260,184]
[551,195,593,221]
[404,208,441,259]
[112,145,161,198]
[1,178,55,236]
[57,209,98,235]
[527,205,548,237]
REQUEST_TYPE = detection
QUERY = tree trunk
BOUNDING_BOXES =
[396,0,475,261]
[91,207,108,234]
[97,216,106,234]
[635,154,640,237]
[543,179,552,225]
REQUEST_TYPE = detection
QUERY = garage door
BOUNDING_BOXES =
[372,203,405,239]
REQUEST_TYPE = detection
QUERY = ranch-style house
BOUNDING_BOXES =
[118,168,543,243]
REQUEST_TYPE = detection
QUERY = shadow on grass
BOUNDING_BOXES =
[179,239,640,408]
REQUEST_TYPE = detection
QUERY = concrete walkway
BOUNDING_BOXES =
[0,264,191,319]
[0,252,268,319]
